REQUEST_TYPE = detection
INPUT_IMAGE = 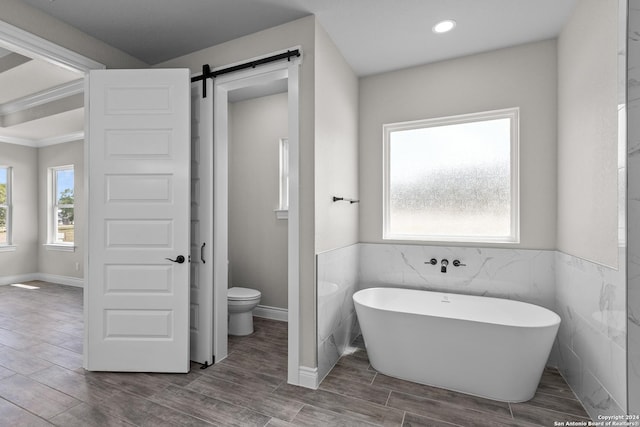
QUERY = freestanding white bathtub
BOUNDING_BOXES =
[353,287,561,402]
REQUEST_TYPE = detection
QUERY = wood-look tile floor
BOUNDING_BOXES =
[0,281,590,426]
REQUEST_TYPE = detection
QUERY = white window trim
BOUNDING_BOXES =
[0,166,12,247]
[44,243,76,252]
[274,209,289,220]
[48,165,75,247]
[275,137,289,220]
[382,107,520,244]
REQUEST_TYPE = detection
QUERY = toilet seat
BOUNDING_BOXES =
[228,287,261,301]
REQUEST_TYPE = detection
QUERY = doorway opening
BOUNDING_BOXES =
[0,20,104,364]
[211,53,302,385]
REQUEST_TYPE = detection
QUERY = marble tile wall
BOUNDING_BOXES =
[628,0,640,415]
[555,249,626,418]
[316,244,360,382]
[358,243,556,311]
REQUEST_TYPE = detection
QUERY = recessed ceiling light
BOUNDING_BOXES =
[433,20,456,34]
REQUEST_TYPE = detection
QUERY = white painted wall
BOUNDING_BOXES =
[229,93,288,309]
[557,0,619,268]
[37,140,83,279]
[0,141,37,278]
[359,40,558,250]
[0,141,84,284]
[314,23,359,253]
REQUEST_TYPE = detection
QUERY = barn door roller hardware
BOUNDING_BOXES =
[191,49,301,98]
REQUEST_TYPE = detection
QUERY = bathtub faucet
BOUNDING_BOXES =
[441,259,448,273]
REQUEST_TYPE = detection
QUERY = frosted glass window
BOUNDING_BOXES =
[0,167,11,245]
[383,108,519,243]
[49,165,75,244]
[279,138,289,211]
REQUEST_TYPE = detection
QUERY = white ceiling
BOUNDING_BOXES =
[2,0,578,145]
[19,0,577,76]
[0,108,83,143]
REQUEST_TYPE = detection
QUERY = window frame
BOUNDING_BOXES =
[0,166,13,248]
[382,107,520,244]
[47,165,75,248]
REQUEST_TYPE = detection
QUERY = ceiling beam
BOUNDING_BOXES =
[0,78,83,116]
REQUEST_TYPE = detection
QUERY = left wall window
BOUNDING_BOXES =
[48,165,75,247]
[0,166,12,247]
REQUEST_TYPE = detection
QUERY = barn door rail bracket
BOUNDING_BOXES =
[191,49,301,98]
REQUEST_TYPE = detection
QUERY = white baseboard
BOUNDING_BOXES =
[0,273,39,286]
[35,273,84,288]
[298,366,319,389]
[0,273,83,288]
[254,304,288,322]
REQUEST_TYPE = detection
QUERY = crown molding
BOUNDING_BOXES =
[0,131,83,148]
[0,134,37,146]
[0,20,104,73]
[0,79,84,116]
[38,131,84,147]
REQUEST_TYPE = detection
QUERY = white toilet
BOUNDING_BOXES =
[227,287,261,336]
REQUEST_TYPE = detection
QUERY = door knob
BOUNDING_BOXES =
[165,255,185,264]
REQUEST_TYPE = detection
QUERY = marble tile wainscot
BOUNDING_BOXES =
[316,243,360,383]
[358,243,556,311]
[555,250,627,418]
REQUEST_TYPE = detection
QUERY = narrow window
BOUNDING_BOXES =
[279,138,289,211]
[49,165,75,245]
[275,138,289,220]
[383,108,519,243]
[0,167,12,246]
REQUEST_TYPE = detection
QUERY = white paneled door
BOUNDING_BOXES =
[86,69,191,372]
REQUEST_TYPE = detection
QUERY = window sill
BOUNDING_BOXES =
[382,234,520,245]
[274,209,288,220]
[44,244,76,252]
[0,245,17,252]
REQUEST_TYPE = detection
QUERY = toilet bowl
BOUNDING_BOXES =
[228,287,261,336]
